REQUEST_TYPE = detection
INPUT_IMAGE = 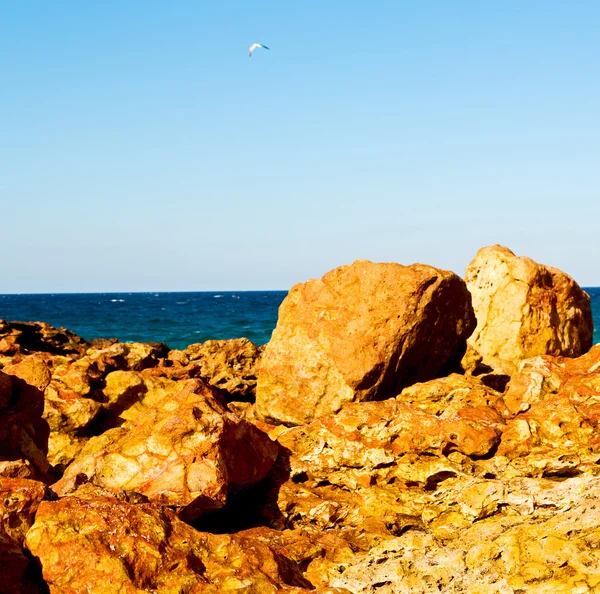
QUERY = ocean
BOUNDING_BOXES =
[1,289,599,350]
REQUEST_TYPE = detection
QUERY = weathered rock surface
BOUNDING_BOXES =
[53,379,278,520]
[25,490,346,593]
[39,341,167,466]
[503,344,600,415]
[257,260,476,425]
[0,477,46,594]
[397,373,505,418]
[259,396,505,546]
[164,338,264,401]
[276,398,503,487]
[0,319,89,357]
[324,475,600,593]
[465,245,593,371]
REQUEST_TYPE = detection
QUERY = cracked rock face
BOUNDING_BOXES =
[256,260,476,426]
[324,476,600,594]
[25,490,345,594]
[465,245,593,371]
[52,379,278,520]
[0,477,46,594]
[163,338,264,401]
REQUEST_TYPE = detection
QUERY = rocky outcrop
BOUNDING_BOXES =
[25,489,345,593]
[0,320,89,357]
[256,260,476,426]
[0,477,46,594]
[0,249,596,592]
[503,344,600,415]
[397,373,506,418]
[53,379,278,520]
[465,245,593,371]
[164,338,263,401]
[0,370,50,480]
[323,475,600,593]
[39,341,168,466]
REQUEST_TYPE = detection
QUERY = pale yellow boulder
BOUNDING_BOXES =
[465,245,593,371]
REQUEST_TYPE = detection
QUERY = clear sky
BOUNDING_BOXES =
[2,1,599,292]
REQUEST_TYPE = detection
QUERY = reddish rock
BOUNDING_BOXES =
[161,338,264,401]
[0,477,46,594]
[2,355,52,393]
[465,245,593,371]
[276,399,503,491]
[25,491,345,593]
[53,379,278,520]
[0,320,89,357]
[256,260,476,426]
[0,371,50,481]
[397,373,506,418]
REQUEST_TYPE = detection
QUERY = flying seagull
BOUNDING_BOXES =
[249,43,269,57]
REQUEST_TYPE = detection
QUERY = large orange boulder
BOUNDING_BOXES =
[256,260,476,425]
[53,379,278,520]
[465,245,593,371]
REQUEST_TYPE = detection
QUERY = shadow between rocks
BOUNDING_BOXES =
[191,445,292,534]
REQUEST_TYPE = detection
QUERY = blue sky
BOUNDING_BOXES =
[1,1,599,292]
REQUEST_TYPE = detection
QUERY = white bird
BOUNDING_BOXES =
[249,43,270,57]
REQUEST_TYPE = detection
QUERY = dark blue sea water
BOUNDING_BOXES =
[0,292,287,349]
[1,289,599,350]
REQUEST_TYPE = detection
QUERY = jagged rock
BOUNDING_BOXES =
[53,379,278,520]
[465,245,593,372]
[397,373,506,418]
[0,477,46,594]
[503,344,600,416]
[1,355,52,393]
[0,320,89,357]
[0,370,50,481]
[275,399,503,490]
[25,490,346,593]
[39,342,168,466]
[323,476,600,593]
[85,340,169,372]
[256,260,476,426]
[163,338,264,401]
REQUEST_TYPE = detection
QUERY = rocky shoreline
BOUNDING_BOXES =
[1,244,598,593]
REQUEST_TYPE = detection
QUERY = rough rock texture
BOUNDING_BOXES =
[0,319,89,357]
[53,379,278,520]
[40,341,168,466]
[164,338,264,401]
[465,245,593,371]
[397,373,505,418]
[276,399,504,487]
[503,344,600,415]
[25,490,346,593]
[0,370,50,480]
[260,396,505,539]
[0,477,46,594]
[256,260,476,425]
[323,476,600,594]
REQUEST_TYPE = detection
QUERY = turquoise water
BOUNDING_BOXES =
[0,289,598,350]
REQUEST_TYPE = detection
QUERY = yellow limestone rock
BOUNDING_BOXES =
[465,245,593,371]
